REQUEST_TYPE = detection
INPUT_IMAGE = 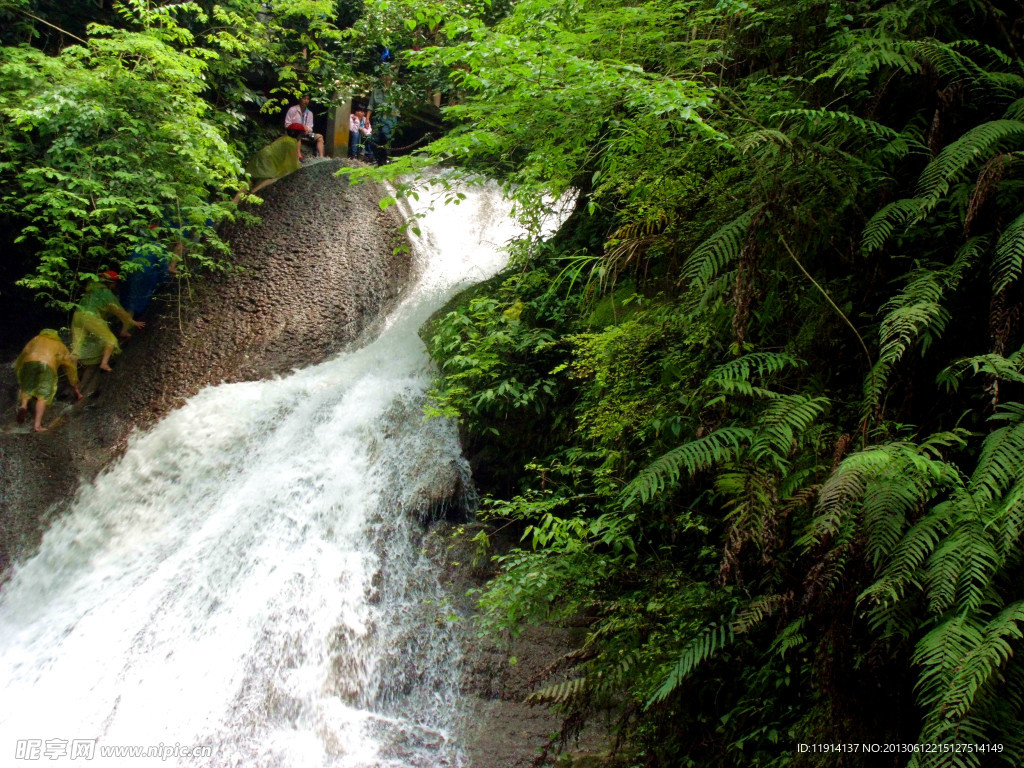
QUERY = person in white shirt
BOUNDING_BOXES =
[283,95,325,159]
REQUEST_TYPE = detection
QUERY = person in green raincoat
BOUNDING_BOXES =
[15,329,82,432]
[71,271,145,371]
[241,134,302,198]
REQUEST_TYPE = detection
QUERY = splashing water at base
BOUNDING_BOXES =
[0,180,565,766]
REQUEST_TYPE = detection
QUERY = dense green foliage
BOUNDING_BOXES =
[0,0,511,310]
[368,0,1024,764]
[0,0,348,308]
[7,0,1024,764]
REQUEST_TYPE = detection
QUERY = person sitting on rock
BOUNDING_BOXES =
[72,271,145,372]
[348,108,368,159]
[359,110,372,157]
[15,329,82,432]
[284,95,325,159]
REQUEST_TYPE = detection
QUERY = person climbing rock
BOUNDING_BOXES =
[72,271,144,372]
[240,134,302,200]
[14,329,82,432]
[284,95,325,159]
[121,223,180,318]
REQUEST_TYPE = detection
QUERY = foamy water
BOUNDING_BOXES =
[0,179,565,766]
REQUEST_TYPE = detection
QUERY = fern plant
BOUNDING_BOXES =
[801,406,1024,764]
[862,239,984,420]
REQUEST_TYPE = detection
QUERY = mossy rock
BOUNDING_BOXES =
[586,280,639,328]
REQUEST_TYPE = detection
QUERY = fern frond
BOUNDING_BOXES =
[646,620,734,706]
[908,39,1024,97]
[878,271,951,361]
[767,616,807,658]
[989,402,1024,425]
[861,198,925,253]
[861,473,932,570]
[915,604,1024,751]
[970,408,1024,504]
[914,614,985,704]
[864,121,1024,254]
[859,434,965,596]
[817,34,921,83]
[916,120,1024,208]
[731,594,788,635]
[925,537,970,614]
[820,34,1023,95]
[733,128,792,154]
[700,351,801,404]
[802,441,948,548]
[680,207,759,292]
[863,594,921,644]
[992,210,1024,293]
[864,240,983,415]
[918,428,973,458]
[878,133,928,163]
[621,427,751,507]
[937,346,1024,393]
[989,479,1024,558]
[748,394,830,468]
[703,352,801,388]
[688,269,735,314]
[609,213,671,242]
[604,212,673,285]
[800,452,878,548]
[774,107,900,139]
[527,676,589,706]
[526,646,642,709]
[946,38,1019,70]
[717,467,780,582]
[860,500,956,609]
[948,517,999,613]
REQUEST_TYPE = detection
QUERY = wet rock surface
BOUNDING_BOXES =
[425,523,610,768]
[0,160,409,573]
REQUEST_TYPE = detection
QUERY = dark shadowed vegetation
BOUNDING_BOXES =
[369,0,1024,764]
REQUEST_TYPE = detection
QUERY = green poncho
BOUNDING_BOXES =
[72,283,135,365]
[246,136,301,181]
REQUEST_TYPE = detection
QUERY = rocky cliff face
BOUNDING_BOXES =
[0,160,409,573]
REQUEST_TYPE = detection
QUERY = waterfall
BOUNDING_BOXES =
[0,180,551,766]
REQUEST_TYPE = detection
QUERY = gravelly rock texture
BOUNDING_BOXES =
[0,159,409,573]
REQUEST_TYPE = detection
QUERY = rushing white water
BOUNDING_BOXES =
[0,180,559,766]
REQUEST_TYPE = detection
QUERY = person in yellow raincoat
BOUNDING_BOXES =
[15,329,83,432]
[72,271,145,371]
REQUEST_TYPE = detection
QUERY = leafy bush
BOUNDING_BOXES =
[416,0,1024,764]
